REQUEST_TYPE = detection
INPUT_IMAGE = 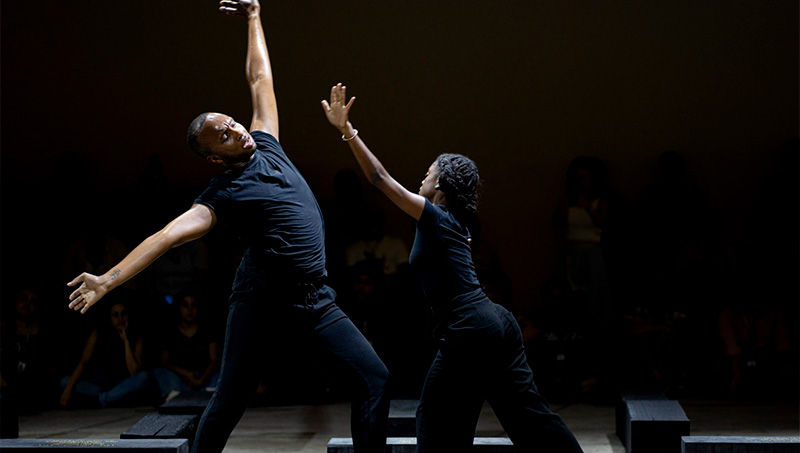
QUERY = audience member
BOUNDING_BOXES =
[153,292,220,401]
[0,289,59,411]
[628,150,725,395]
[59,297,153,408]
[345,210,409,277]
[718,293,792,397]
[552,156,610,322]
[323,169,370,287]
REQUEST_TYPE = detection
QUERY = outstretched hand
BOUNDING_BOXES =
[219,0,260,18]
[321,83,356,131]
[67,272,109,314]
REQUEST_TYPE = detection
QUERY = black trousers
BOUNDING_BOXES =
[416,300,583,453]
[192,278,390,453]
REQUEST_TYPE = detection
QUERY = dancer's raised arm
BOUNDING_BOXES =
[322,83,426,220]
[67,205,216,314]
[219,0,278,139]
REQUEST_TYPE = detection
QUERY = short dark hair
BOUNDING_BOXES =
[187,113,214,157]
[435,153,480,220]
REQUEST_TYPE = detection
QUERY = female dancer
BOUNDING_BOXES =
[322,84,583,452]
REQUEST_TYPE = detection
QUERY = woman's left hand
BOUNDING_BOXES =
[321,83,355,131]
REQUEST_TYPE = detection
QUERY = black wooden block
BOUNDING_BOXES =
[682,436,800,453]
[0,439,189,452]
[625,400,690,453]
[615,391,668,444]
[158,392,212,415]
[120,414,199,440]
[387,400,417,437]
[327,437,515,452]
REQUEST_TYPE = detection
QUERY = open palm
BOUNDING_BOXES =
[321,83,355,130]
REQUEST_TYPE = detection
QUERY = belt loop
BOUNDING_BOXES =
[303,282,318,308]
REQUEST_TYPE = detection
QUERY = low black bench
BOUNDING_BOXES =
[682,436,800,453]
[387,400,417,437]
[615,391,668,443]
[158,392,212,416]
[623,399,690,453]
[0,439,189,452]
[327,437,515,453]
[120,414,199,443]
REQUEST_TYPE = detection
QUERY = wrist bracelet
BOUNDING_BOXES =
[342,129,359,141]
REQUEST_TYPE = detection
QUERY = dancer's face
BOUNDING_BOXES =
[198,113,257,166]
[419,162,439,199]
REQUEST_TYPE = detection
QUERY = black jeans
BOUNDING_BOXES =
[192,277,390,453]
[416,300,583,453]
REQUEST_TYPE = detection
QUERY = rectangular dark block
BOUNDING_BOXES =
[615,391,668,444]
[158,392,212,415]
[120,414,199,440]
[682,436,800,453]
[625,400,690,453]
[387,400,417,437]
[0,439,189,452]
[327,437,515,453]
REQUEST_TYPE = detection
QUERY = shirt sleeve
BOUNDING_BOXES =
[417,199,447,229]
[194,177,232,218]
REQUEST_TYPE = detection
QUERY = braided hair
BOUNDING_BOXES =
[435,153,480,221]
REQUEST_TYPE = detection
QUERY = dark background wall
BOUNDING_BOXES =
[2,0,797,310]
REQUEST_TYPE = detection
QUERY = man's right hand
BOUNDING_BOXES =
[68,272,110,314]
[219,0,260,18]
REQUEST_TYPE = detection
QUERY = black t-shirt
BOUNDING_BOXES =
[163,326,215,373]
[90,328,141,382]
[195,131,326,282]
[409,200,482,314]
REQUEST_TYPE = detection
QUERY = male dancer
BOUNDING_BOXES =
[67,1,389,451]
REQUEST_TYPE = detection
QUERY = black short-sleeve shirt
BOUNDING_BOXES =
[409,200,482,313]
[194,131,326,282]
[163,326,215,373]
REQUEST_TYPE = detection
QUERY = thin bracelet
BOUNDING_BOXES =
[342,129,359,141]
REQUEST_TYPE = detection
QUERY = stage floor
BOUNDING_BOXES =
[15,399,799,452]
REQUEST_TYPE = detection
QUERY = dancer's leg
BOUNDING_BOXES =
[487,307,583,452]
[416,347,485,453]
[192,300,263,453]
[312,286,390,453]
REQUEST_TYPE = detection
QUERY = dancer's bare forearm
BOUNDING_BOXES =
[322,83,425,219]
[68,205,216,314]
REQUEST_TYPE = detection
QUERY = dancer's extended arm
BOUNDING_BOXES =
[322,83,426,220]
[67,205,216,314]
[220,0,278,139]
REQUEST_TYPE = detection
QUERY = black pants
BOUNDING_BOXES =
[416,300,583,453]
[192,279,390,453]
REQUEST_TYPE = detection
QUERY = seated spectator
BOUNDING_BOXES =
[718,299,791,396]
[59,297,152,408]
[345,211,408,277]
[13,289,58,410]
[0,288,59,411]
[153,292,219,401]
